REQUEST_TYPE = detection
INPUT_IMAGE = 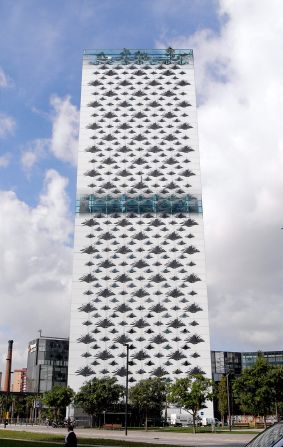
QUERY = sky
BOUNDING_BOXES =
[0,0,283,377]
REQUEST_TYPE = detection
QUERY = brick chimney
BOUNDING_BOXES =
[3,340,13,392]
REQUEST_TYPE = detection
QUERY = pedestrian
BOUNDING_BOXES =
[64,425,77,447]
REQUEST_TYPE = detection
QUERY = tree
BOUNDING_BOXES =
[26,395,37,421]
[74,377,124,427]
[268,365,283,420]
[168,374,213,433]
[217,376,228,426]
[129,377,166,430]
[0,394,9,418]
[43,386,74,420]
[134,50,144,64]
[11,395,26,420]
[166,47,175,63]
[233,355,283,427]
[134,51,149,65]
[97,52,106,64]
[120,48,131,64]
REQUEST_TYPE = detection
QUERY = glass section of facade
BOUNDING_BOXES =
[211,351,242,382]
[211,350,283,382]
[26,337,69,393]
[83,48,193,65]
[225,351,242,374]
[242,351,283,369]
[77,194,202,215]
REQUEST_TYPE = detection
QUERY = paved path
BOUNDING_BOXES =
[0,424,255,447]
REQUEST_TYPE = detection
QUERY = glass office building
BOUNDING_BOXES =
[211,350,283,382]
[26,336,69,393]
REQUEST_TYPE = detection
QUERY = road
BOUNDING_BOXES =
[0,424,255,447]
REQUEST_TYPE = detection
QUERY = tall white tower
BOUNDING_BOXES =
[68,49,212,402]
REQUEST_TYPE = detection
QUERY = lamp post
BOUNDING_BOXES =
[124,343,130,436]
[226,372,232,431]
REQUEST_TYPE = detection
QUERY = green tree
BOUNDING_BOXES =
[0,394,8,418]
[217,376,228,426]
[74,377,124,427]
[233,355,283,427]
[26,395,36,421]
[120,48,131,64]
[1,393,14,420]
[11,395,26,420]
[269,366,283,420]
[43,386,74,420]
[168,375,213,433]
[134,50,144,64]
[129,377,166,430]
[166,47,175,63]
[134,51,149,65]
[97,52,106,63]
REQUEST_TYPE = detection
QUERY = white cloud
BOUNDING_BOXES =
[21,151,39,171]
[49,95,79,165]
[21,138,49,172]
[21,95,79,173]
[33,169,73,243]
[0,170,73,374]
[0,67,10,88]
[0,113,15,138]
[159,0,283,351]
[21,96,79,174]
[0,152,11,168]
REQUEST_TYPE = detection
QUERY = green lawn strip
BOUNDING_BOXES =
[0,428,257,447]
[0,441,60,447]
[0,430,63,442]
[0,439,192,447]
[0,430,191,447]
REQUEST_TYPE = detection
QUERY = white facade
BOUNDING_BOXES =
[68,50,212,412]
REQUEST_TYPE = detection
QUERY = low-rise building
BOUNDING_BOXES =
[211,350,283,382]
[12,368,27,392]
[26,336,69,393]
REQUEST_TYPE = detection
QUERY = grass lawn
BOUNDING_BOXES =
[0,427,258,447]
[0,429,189,447]
[0,441,60,447]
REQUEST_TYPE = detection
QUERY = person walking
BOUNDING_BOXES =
[64,425,77,447]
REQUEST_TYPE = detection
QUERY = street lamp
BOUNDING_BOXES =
[124,343,130,436]
[226,371,232,431]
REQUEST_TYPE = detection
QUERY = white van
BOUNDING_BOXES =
[170,413,193,426]
[201,417,222,426]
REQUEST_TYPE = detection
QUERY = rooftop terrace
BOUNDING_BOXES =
[83,48,193,65]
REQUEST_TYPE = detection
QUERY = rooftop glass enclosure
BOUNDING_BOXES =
[83,48,193,65]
